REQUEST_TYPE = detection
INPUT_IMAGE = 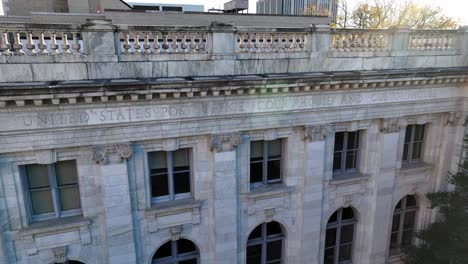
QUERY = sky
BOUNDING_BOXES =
[0,0,467,25]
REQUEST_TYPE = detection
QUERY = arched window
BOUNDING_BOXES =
[324,207,356,264]
[54,261,85,264]
[152,239,199,264]
[246,221,284,264]
[389,195,418,255]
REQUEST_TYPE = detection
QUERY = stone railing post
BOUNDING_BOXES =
[311,24,331,52]
[389,26,411,52]
[82,19,116,57]
[210,23,236,59]
[459,26,468,55]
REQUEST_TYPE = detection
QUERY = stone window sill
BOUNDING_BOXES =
[399,162,433,176]
[246,185,293,201]
[146,198,202,217]
[387,252,405,263]
[330,172,369,186]
[18,215,90,237]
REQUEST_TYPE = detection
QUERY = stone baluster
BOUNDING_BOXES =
[200,32,207,53]
[0,30,12,55]
[362,33,369,51]
[254,33,260,52]
[418,34,424,50]
[246,33,253,53]
[142,32,151,54]
[38,31,48,55]
[49,32,59,55]
[262,33,268,52]
[238,33,245,53]
[170,32,178,53]
[284,33,291,50]
[161,33,169,53]
[133,32,141,54]
[122,32,131,54]
[61,32,71,55]
[180,33,187,53]
[25,31,37,55]
[12,31,25,55]
[72,32,81,54]
[270,33,276,52]
[446,34,453,50]
[152,32,160,54]
[292,33,298,51]
[299,33,305,51]
[191,33,199,53]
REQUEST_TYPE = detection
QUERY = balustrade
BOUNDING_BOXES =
[237,32,306,53]
[331,30,390,52]
[119,31,208,55]
[0,30,83,56]
[409,31,458,51]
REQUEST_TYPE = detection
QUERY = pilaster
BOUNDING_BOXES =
[91,144,137,264]
[209,133,242,263]
[365,119,403,264]
[301,125,332,263]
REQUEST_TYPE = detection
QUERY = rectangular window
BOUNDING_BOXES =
[148,148,191,203]
[403,124,425,163]
[250,139,283,186]
[333,131,360,176]
[22,160,81,221]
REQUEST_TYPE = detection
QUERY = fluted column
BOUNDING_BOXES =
[209,133,242,264]
[91,144,137,264]
[301,125,333,263]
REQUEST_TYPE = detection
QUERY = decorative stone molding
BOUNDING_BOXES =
[343,195,354,208]
[170,226,183,241]
[145,199,201,233]
[35,149,57,164]
[416,115,429,125]
[52,246,67,263]
[92,144,132,164]
[209,133,242,152]
[304,125,333,141]
[264,209,276,223]
[264,129,278,141]
[380,118,402,134]
[163,138,179,151]
[446,111,462,126]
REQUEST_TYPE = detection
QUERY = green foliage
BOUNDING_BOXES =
[402,127,468,264]
[337,0,458,29]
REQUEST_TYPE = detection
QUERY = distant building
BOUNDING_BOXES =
[126,2,204,12]
[256,0,338,22]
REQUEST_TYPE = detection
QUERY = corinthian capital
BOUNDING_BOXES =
[209,133,242,152]
[304,125,333,142]
[92,144,132,164]
[380,118,404,134]
[446,111,462,126]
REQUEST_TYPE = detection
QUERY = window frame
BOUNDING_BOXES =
[246,222,285,264]
[332,131,361,177]
[389,195,418,255]
[402,124,425,164]
[249,139,284,188]
[325,208,356,264]
[152,239,199,264]
[149,149,192,204]
[21,160,82,222]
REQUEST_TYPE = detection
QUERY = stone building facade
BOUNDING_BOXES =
[0,11,467,264]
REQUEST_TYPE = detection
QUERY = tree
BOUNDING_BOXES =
[402,121,468,264]
[336,0,458,29]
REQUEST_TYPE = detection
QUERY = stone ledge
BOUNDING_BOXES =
[16,215,90,237]
[329,173,369,187]
[246,185,293,201]
[145,198,202,233]
[399,162,433,176]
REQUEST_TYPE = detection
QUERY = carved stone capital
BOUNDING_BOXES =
[52,246,67,263]
[92,144,132,164]
[446,111,462,126]
[209,133,242,152]
[265,208,276,223]
[380,118,403,134]
[304,125,333,141]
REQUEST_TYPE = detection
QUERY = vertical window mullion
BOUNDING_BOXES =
[334,209,342,264]
[172,240,177,262]
[168,152,174,200]
[49,164,60,218]
[262,223,267,264]
[397,197,406,246]
[263,141,268,184]
[341,132,348,175]
[408,125,415,163]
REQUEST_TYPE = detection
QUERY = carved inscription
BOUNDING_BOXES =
[10,87,441,131]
